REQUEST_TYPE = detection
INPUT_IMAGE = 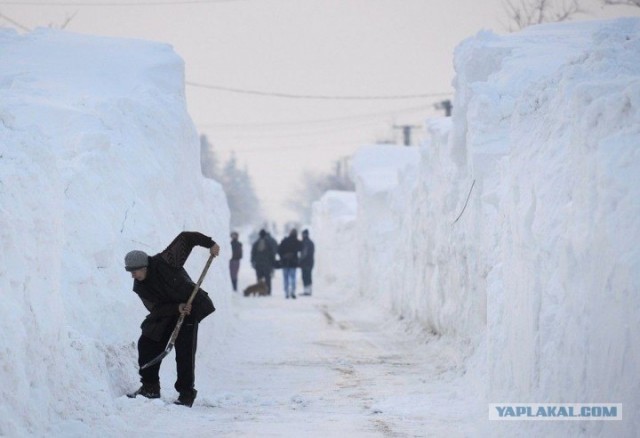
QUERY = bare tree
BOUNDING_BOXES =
[200,134,221,180]
[220,153,263,228]
[503,0,586,31]
[0,12,31,32]
[200,136,262,227]
[602,0,640,6]
[287,158,354,223]
[51,11,78,30]
[0,10,77,31]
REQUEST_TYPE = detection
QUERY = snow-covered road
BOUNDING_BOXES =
[88,290,484,438]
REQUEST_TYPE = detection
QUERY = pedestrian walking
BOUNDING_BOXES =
[251,229,275,294]
[229,231,242,292]
[278,229,303,299]
[299,229,315,296]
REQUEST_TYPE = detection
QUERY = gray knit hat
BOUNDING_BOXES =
[124,250,149,272]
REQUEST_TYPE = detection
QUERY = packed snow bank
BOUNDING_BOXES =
[313,18,640,436]
[349,145,424,313]
[466,19,640,437]
[0,28,230,435]
[311,190,357,294]
[340,138,487,344]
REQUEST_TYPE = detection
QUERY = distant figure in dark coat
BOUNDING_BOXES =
[265,231,279,275]
[299,229,315,296]
[278,229,303,299]
[229,231,242,292]
[251,229,275,294]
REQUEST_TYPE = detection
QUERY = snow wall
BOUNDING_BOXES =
[313,18,640,436]
[311,190,358,295]
[0,29,231,435]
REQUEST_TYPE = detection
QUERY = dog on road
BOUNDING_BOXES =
[243,279,269,297]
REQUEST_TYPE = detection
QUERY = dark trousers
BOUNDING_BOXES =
[138,315,199,396]
[301,267,313,287]
[229,259,240,291]
[255,266,272,293]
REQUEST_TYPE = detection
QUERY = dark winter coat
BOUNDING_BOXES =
[266,234,278,255]
[278,235,303,268]
[231,239,242,261]
[132,231,216,342]
[299,237,315,269]
[251,237,275,271]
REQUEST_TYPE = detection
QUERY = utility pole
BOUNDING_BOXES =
[393,124,421,146]
[435,99,452,117]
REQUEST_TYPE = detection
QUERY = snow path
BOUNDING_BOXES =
[76,291,484,437]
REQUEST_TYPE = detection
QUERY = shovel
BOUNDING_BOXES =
[140,253,215,370]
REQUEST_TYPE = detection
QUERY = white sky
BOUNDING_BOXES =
[2,0,639,224]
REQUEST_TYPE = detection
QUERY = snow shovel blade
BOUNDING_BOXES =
[138,254,214,371]
[139,318,182,370]
[140,344,174,370]
[139,313,185,370]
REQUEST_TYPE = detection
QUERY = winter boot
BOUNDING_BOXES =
[174,389,197,408]
[127,382,160,399]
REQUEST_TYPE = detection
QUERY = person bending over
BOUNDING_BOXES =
[125,231,220,407]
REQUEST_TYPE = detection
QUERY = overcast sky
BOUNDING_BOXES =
[2,0,639,226]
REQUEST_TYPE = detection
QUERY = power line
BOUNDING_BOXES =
[198,117,427,140]
[186,81,452,100]
[212,139,373,154]
[195,103,435,130]
[0,0,245,5]
[203,119,394,141]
